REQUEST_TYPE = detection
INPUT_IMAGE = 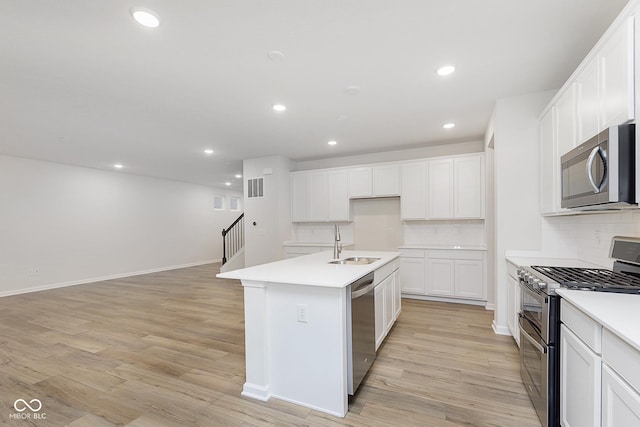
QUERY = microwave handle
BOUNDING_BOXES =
[587,146,603,193]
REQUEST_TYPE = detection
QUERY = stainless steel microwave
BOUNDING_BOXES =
[561,124,635,210]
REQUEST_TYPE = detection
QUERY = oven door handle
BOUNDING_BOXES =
[521,327,547,354]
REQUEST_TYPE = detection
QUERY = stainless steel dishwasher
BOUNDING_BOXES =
[347,272,376,395]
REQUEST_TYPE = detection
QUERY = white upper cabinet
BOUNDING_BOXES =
[348,164,400,198]
[328,169,349,221]
[428,158,454,219]
[454,155,484,218]
[540,108,557,215]
[400,162,427,220]
[556,83,577,159]
[576,57,600,144]
[600,15,635,129]
[347,167,372,198]
[539,7,636,216]
[290,170,349,222]
[427,154,485,220]
[372,164,400,196]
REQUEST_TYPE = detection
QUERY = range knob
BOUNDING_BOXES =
[517,269,525,279]
[532,278,541,288]
[538,281,548,289]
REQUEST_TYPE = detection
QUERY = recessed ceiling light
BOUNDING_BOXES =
[436,65,456,76]
[225,182,231,186]
[235,174,242,179]
[131,9,160,28]
[114,164,124,169]
[342,86,361,96]
[328,140,337,146]
[204,149,214,155]
[443,123,456,129]
[267,50,285,62]
[273,104,287,112]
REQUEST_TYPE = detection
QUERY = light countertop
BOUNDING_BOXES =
[556,289,640,353]
[505,255,603,269]
[217,250,400,288]
[399,244,487,251]
[283,241,354,247]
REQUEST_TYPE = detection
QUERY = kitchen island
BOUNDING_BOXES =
[216,250,400,417]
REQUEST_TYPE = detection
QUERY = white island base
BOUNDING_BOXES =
[217,250,400,417]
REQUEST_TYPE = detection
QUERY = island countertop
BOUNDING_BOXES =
[216,250,400,288]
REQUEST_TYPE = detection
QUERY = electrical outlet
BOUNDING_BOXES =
[296,304,308,323]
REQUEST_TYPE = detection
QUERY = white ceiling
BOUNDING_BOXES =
[0,0,629,190]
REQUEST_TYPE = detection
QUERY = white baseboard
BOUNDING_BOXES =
[401,293,486,307]
[0,259,221,298]
[485,303,496,311]
[242,383,271,401]
[492,320,511,336]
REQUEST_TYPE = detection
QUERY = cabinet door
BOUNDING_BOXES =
[507,275,516,336]
[576,57,600,144]
[373,164,400,196]
[327,169,349,221]
[540,109,557,215]
[600,16,635,129]
[428,159,454,219]
[514,280,521,347]
[291,173,310,222]
[426,259,455,296]
[393,270,401,320]
[374,283,385,350]
[556,84,577,159]
[454,260,484,299]
[602,364,640,427]
[383,275,394,334]
[560,324,601,427]
[400,162,426,219]
[308,172,328,221]
[348,167,372,198]
[454,156,483,218]
[399,256,425,294]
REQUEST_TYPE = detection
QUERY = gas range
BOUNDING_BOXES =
[518,264,640,295]
[518,236,640,296]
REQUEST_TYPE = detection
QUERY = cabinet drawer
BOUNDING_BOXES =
[603,329,640,395]
[375,261,395,285]
[399,249,425,258]
[561,300,602,354]
[507,260,519,280]
[427,250,484,261]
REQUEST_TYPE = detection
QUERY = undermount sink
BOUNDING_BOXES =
[328,257,380,265]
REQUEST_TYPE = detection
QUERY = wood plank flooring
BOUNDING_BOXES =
[0,264,541,426]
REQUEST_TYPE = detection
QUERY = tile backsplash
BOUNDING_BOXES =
[542,211,640,268]
[403,220,486,246]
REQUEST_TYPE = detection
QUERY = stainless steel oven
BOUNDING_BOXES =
[518,270,559,427]
[560,124,635,210]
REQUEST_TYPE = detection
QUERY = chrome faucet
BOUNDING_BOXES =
[333,224,343,259]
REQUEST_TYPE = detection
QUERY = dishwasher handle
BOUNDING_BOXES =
[351,272,375,299]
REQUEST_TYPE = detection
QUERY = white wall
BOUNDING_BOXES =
[491,90,555,333]
[293,140,484,171]
[243,156,292,267]
[0,155,241,296]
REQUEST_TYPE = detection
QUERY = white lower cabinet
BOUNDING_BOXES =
[374,261,400,351]
[506,275,521,345]
[560,299,640,427]
[602,364,640,427]
[561,324,601,427]
[374,282,385,349]
[399,252,426,294]
[400,249,486,304]
[393,270,401,320]
[426,258,454,296]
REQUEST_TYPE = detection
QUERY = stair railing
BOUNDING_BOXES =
[222,213,244,265]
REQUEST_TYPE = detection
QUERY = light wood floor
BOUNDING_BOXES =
[0,264,541,426]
